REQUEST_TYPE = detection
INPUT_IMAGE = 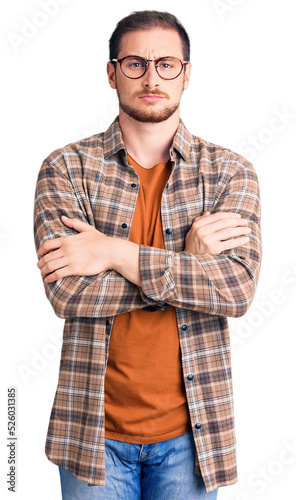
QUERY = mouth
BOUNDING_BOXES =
[138,94,165,103]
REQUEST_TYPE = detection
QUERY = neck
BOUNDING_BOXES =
[119,109,180,169]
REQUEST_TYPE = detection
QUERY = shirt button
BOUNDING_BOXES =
[187,374,194,381]
[131,183,137,188]
[121,223,128,229]
[181,324,188,331]
[195,423,202,430]
[166,228,173,235]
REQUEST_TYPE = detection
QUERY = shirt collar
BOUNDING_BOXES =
[103,116,192,162]
[103,117,126,159]
[170,119,192,161]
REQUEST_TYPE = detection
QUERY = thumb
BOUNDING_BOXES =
[61,216,92,233]
[193,211,211,223]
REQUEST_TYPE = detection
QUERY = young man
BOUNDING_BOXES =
[34,10,261,499]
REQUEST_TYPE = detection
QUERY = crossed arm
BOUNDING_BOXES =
[37,212,251,286]
[34,157,261,319]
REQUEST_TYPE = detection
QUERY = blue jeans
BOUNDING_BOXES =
[59,431,218,499]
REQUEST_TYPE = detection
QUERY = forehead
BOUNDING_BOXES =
[118,28,184,59]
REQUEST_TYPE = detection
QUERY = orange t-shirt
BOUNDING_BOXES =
[104,155,191,444]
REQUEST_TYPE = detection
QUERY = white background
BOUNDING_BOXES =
[1,0,296,498]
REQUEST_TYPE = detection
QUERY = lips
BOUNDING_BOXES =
[139,95,164,102]
[136,90,169,101]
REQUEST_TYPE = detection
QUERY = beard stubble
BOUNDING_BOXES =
[116,85,183,123]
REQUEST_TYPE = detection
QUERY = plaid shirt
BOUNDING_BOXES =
[34,117,261,493]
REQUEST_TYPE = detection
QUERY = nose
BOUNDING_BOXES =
[141,61,160,87]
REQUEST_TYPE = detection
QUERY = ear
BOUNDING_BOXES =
[183,62,191,90]
[107,61,116,89]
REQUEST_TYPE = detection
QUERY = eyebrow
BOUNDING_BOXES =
[117,54,181,60]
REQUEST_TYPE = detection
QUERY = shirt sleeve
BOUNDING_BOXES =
[34,159,153,319]
[139,156,262,318]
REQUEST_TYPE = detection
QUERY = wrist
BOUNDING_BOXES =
[110,238,141,286]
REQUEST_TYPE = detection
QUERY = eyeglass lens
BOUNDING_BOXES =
[121,57,183,79]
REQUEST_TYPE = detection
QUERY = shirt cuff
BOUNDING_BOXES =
[139,245,176,304]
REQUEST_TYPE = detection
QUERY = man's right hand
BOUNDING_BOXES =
[185,212,251,255]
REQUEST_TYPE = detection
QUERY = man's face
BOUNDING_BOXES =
[107,28,191,123]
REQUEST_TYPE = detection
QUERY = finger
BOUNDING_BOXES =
[216,226,251,241]
[192,211,214,223]
[37,248,64,269]
[193,211,241,228]
[44,265,72,284]
[61,216,91,233]
[219,236,250,253]
[40,257,68,279]
[38,238,64,258]
[193,211,228,222]
[195,216,249,235]
[192,212,211,223]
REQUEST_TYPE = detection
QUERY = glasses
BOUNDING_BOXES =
[112,56,189,80]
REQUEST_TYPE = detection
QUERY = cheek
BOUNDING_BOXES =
[171,81,184,98]
[116,76,136,96]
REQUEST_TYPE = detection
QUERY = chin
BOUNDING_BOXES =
[120,103,179,123]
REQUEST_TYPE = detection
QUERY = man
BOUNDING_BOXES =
[34,10,261,499]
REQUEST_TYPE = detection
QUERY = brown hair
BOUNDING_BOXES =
[109,10,190,62]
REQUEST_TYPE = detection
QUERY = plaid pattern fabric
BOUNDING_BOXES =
[34,117,261,493]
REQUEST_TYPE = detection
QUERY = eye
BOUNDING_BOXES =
[126,58,145,69]
[158,58,178,70]
[159,62,173,69]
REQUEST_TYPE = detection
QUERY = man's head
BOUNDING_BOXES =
[107,11,191,124]
[109,11,190,63]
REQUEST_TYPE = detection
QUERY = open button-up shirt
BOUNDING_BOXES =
[34,117,262,493]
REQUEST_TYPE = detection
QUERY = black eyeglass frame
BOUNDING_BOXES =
[111,56,190,80]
